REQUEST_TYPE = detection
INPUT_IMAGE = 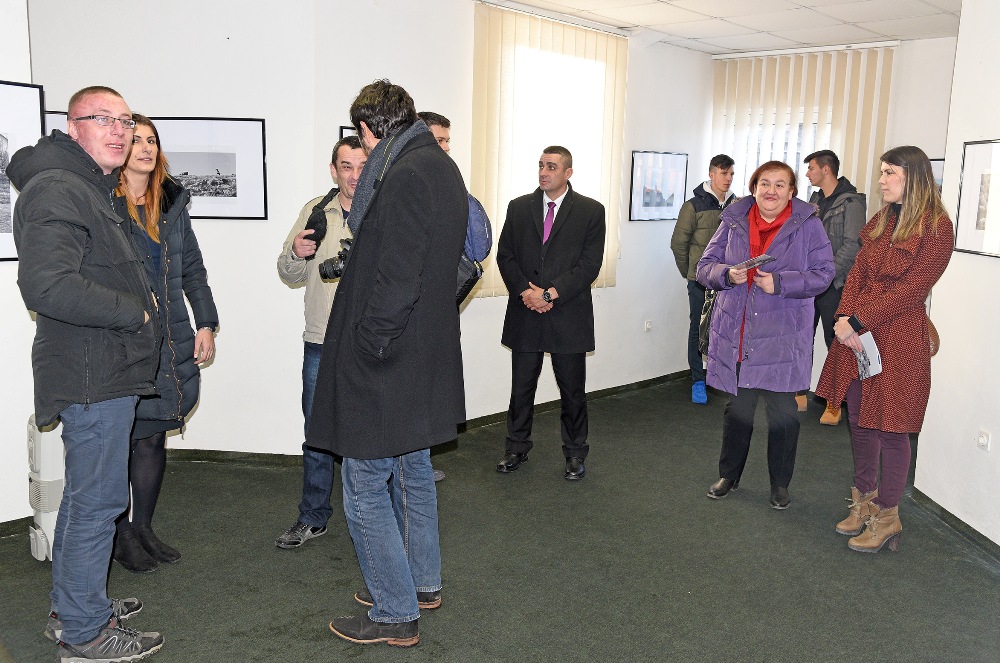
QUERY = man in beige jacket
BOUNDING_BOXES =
[274,135,366,549]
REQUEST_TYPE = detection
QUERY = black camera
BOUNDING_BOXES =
[318,238,353,280]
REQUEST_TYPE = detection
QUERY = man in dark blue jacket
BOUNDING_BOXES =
[10,86,164,660]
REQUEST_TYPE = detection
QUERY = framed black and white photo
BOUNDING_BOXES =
[956,140,1000,257]
[154,117,267,220]
[1,79,45,261]
[339,125,357,139]
[629,151,687,221]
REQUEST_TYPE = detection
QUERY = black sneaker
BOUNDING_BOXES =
[57,616,162,661]
[275,521,327,549]
[354,587,441,610]
[45,598,143,643]
[329,613,419,647]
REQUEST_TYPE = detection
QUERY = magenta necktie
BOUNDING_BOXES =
[543,201,555,243]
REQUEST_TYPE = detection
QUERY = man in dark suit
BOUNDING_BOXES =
[307,80,468,647]
[496,146,606,480]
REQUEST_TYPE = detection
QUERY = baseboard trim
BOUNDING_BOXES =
[909,487,1000,565]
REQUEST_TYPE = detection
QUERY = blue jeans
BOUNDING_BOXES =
[50,396,138,644]
[687,280,707,383]
[341,450,441,623]
[299,341,335,528]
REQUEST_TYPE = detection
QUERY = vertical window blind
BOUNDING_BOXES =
[471,2,627,297]
[712,47,895,211]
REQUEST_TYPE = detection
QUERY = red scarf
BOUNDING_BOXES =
[737,202,792,360]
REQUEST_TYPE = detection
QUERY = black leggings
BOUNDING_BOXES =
[117,431,167,531]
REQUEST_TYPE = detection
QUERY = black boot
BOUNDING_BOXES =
[135,524,181,564]
[113,527,158,573]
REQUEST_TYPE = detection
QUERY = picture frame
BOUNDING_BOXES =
[339,125,357,139]
[929,158,944,196]
[44,110,66,135]
[955,140,1000,257]
[1,79,45,261]
[154,117,267,220]
[629,151,687,221]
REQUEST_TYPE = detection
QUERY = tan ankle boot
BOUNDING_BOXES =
[819,404,841,425]
[835,487,878,536]
[848,504,902,553]
[795,394,808,412]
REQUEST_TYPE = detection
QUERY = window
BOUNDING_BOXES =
[712,47,895,209]
[471,3,627,296]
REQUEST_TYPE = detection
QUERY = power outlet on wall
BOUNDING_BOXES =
[977,429,991,452]
[644,320,653,332]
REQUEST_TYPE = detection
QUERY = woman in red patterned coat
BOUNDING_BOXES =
[817,145,953,553]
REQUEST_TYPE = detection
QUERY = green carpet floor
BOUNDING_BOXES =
[1,379,998,662]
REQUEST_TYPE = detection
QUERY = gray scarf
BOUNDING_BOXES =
[346,119,429,236]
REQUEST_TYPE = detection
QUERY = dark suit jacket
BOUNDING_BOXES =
[306,131,468,459]
[498,182,606,354]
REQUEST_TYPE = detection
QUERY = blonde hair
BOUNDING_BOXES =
[115,114,170,243]
[870,145,948,243]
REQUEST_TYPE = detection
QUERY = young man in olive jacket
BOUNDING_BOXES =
[671,154,736,405]
[307,81,467,647]
[9,86,164,660]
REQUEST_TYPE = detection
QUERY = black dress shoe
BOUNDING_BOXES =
[564,457,585,480]
[770,485,790,510]
[496,452,528,473]
[707,478,739,499]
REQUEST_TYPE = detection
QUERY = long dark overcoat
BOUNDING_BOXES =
[497,182,606,354]
[306,131,468,460]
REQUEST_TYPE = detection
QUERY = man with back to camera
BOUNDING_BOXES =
[670,154,736,405]
[274,135,366,549]
[803,149,866,425]
[9,85,164,661]
[496,146,606,480]
[307,80,468,647]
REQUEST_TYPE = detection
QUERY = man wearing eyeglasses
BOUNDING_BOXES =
[9,86,164,661]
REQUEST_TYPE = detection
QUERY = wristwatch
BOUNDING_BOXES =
[542,289,552,303]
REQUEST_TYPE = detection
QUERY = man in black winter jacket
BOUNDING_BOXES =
[10,86,164,660]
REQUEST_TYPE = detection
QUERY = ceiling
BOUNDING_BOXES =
[501,0,962,54]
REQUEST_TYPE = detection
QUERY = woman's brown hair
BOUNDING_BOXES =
[115,114,170,242]
[748,160,798,198]
[870,145,948,243]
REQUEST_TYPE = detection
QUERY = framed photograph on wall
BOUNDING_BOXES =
[955,140,1000,257]
[339,125,357,139]
[1,79,45,261]
[44,110,66,135]
[154,117,267,220]
[629,151,687,221]
[929,158,944,196]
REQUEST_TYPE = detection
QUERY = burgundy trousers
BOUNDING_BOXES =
[845,379,911,508]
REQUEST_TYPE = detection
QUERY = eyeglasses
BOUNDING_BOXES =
[70,115,137,130]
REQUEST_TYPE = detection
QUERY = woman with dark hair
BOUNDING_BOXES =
[817,146,952,553]
[113,114,219,572]
[697,161,834,509]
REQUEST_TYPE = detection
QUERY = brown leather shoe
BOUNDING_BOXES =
[848,504,901,553]
[835,487,878,536]
[329,613,419,647]
[820,404,842,425]
[795,394,808,412]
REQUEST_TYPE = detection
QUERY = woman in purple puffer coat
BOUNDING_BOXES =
[697,161,834,510]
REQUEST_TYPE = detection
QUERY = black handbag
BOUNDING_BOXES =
[698,289,716,355]
[456,252,483,304]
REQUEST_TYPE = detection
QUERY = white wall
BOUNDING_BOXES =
[917,0,1000,545]
[0,0,707,522]
[0,0,41,523]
